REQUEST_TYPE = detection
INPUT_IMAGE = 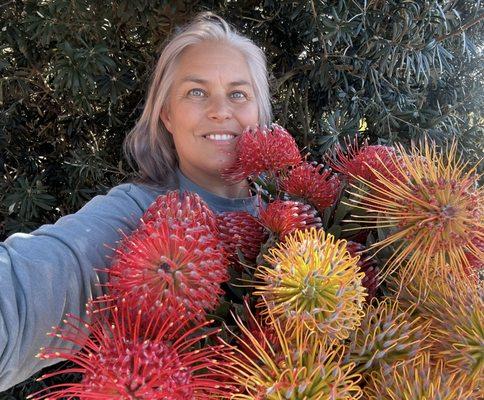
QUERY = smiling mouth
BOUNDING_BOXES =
[203,133,237,141]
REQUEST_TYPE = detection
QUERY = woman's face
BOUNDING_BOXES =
[161,41,259,186]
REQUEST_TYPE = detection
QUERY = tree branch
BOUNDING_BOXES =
[435,12,484,42]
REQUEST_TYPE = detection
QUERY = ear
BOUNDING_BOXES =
[160,107,173,134]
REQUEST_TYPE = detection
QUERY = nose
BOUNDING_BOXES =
[207,95,232,121]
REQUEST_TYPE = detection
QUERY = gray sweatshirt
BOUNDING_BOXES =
[0,169,260,391]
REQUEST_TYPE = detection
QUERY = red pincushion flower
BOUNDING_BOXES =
[464,233,484,275]
[222,124,302,183]
[259,200,322,240]
[31,299,235,399]
[346,241,380,300]
[280,162,342,212]
[107,216,229,318]
[217,211,268,263]
[328,139,405,185]
[142,190,218,233]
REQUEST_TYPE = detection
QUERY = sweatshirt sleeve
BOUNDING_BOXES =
[0,183,159,391]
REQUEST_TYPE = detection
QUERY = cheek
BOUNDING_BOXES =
[238,103,259,125]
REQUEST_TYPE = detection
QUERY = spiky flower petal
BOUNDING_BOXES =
[254,228,367,340]
[346,241,380,300]
[328,140,404,184]
[108,215,228,317]
[345,299,430,377]
[365,353,479,400]
[390,271,484,381]
[222,302,362,399]
[280,162,342,212]
[346,139,483,284]
[31,299,235,399]
[259,200,322,240]
[222,124,302,183]
[217,211,268,263]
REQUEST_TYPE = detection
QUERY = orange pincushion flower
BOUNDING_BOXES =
[346,139,483,285]
[259,200,322,240]
[280,162,342,212]
[217,211,268,263]
[108,216,229,318]
[222,124,302,183]
[31,299,236,399]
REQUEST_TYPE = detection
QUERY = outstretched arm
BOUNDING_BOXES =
[0,183,161,391]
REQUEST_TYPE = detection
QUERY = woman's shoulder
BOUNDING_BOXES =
[105,179,177,213]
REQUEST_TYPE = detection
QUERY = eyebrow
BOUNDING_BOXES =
[180,75,252,87]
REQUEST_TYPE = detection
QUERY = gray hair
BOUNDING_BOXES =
[123,12,272,185]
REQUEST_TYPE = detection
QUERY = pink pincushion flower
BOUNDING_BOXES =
[328,139,405,185]
[107,216,229,318]
[217,211,268,263]
[259,200,322,240]
[222,124,302,183]
[32,299,235,399]
[280,162,342,212]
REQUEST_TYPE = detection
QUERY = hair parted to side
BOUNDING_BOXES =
[123,12,272,185]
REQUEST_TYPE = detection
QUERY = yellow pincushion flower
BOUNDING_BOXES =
[222,302,362,400]
[391,270,484,383]
[345,299,430,378]
[253,228,367,340]
[365,353,479,400]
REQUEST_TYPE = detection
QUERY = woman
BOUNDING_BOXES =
[0,12,271,391]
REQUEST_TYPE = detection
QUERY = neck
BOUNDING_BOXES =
[178,166,251,199]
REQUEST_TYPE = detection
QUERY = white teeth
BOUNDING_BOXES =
[205,133,236,141]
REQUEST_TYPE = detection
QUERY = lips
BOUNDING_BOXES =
[202,131,239,142]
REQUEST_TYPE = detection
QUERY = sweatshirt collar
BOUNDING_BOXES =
[175,168,261,216]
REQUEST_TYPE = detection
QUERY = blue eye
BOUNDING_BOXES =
[188,88,205,97]
[231,91,246,99]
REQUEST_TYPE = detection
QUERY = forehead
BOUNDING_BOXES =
[174,41,253,83]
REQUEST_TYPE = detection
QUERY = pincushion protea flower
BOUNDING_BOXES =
[327,139,405,184]
[259,200,322,241]
[346,241,380,300]
[345,299,430,377]
[142,190,218,233]
[365,353,478,400]
[253,228,367,341]
[390,271,484,382]
[464,233,484,275]
[107,215,229,317]
[346,139,483,285]
[280,162,342,212]
[30,298,236,399]
[222,301,362,399]
[217,211,268,263]
[235,299,280,362]
[222,124,302,183]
